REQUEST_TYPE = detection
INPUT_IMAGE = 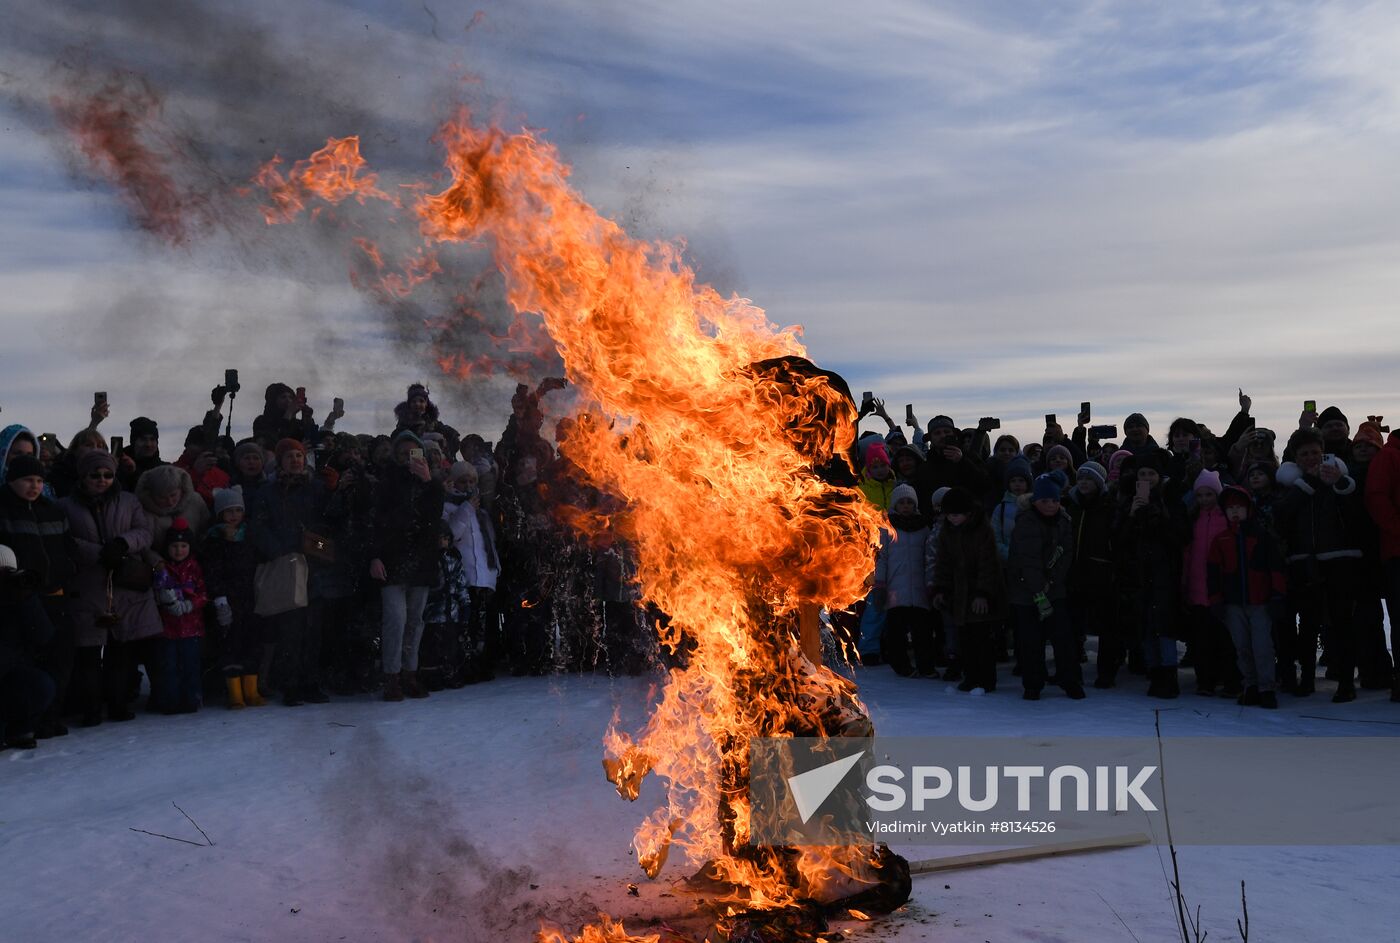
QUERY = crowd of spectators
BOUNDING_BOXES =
[3,379,1398,752]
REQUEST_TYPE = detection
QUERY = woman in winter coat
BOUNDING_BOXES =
[443,462,499,680]
[931,487,1006,692]
[1115,451,1188,697]
[58,450,160,725]
[1274,428,1366,701]
[249,439,332,705]
[872,483,936,677]
[369,431,446,699]
[134,464,209,564]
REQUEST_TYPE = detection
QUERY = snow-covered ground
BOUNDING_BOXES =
[4,665,1397,942]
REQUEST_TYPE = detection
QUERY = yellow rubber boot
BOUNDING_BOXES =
[240,675,267,707]
[226,676,246,710]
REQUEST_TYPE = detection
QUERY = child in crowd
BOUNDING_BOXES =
[992,457,1032,563]
[1207,487,1286,709]
[1183,470,1241,697]
[872,484,936,677]
[201,487,264,709]
[153,519,207,714]
[421,520,472,691]
[1007,474,1083,700]
[931,487,1006,694]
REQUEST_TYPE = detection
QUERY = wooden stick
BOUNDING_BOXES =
[129,827,206,847]
[173,802,214,847]
[908,832,1150,876]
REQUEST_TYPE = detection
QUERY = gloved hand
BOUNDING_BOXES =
[99,538,129,570]
[214,596,233,627]
[170,598,194,617]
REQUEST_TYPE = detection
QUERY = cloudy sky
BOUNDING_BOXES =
[2,0,1398,449]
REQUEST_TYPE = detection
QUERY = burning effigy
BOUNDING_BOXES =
[47,81,911,938]
[244,110,910,940]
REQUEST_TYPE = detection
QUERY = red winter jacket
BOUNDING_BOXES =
[1206,516,1287,607]
[1366,431,1400,561]
[156,556,208,639]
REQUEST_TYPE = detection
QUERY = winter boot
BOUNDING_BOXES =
[241,676,267,707]
[226,677,246,710]
[382,673,404,702]
[1331,684,1357,704]
[402,671,430,699]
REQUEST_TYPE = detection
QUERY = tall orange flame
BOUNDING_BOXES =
[258,107,888,938]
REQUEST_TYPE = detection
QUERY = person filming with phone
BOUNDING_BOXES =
[252,382,317,450]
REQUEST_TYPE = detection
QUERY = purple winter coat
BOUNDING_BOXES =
[59,490,162,647]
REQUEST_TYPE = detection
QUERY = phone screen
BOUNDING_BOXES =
[1304,400,1317,413]
[409,448,424,462]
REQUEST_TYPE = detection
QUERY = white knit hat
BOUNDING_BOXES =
[0,544,17,570]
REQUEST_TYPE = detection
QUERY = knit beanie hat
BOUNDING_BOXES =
[392,429,425,450]
[1078,461,1107,491]
[1032,474,1062,503]
[5,454,44,482]
[940,487,975,515]
[1107,450,1133,482]
[233,441,264,466]
[275,438,305,466]
[165,517,195,548]
[129,416,159,439]
[927,415,956,432]
[888,483,919,511]
[865,441,891,469]
[1124,412,1149,430]
[1194,469,1224,495]
[930,486,951,509]
[1004,456,1034,488]
[1044,444,1075,471]
[77,449,117,477]
[1244,461,1275,482]
[1136,449,1169,476]
[447,460,475,482]
[0,544,16,570]
[1318,406,1349,427]
[213,486,245,518]
[1354,421,1385,450]
[407,383,431,401]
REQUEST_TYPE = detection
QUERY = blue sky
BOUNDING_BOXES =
[2,0,1398,448]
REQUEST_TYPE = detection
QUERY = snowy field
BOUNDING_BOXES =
[4,665,1397,942]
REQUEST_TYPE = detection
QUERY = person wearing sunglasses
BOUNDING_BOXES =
[58,450,159,726]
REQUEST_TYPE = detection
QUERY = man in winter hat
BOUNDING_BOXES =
[1314,406,1353,465]
[1077,461,1108,492]
[1121,413,1158,455]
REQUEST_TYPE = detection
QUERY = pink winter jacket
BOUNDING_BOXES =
[1183,505,1228,607]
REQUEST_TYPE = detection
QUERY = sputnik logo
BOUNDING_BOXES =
[786,750,865,824]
